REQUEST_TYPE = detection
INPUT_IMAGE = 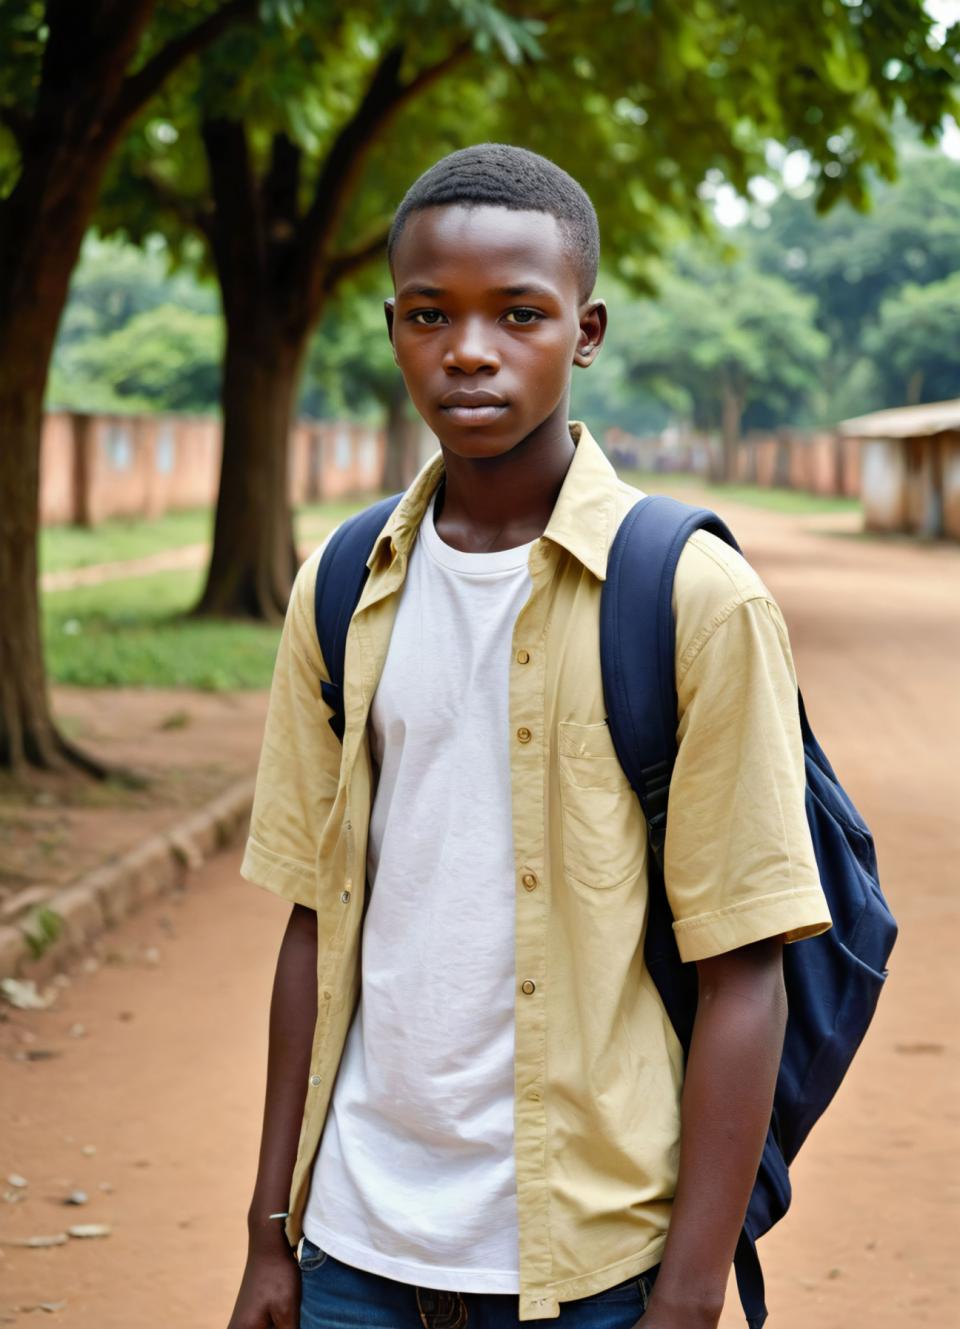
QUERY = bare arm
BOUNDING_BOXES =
[227,903,318,1329]
[641,936,787,1329]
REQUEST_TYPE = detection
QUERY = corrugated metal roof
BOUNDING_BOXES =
[839,399,960,439]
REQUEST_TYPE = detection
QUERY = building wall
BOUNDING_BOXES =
[39,411,387,528]
[38,413,78,524]
[858,431,959,540]
[860,438,907,532]
[944,433,960,540]
[609,426,862,499]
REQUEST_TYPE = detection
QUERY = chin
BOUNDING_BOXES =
[436,430,526,461]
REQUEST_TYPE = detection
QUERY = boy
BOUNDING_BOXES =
[227,144,831,1329]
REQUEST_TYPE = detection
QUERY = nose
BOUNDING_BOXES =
[442,317,500,375]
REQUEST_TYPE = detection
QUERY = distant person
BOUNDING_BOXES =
[226,144,831,1329]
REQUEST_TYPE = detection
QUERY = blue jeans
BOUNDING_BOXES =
[298,1236,658,1328]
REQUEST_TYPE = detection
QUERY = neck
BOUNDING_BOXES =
[433,403,576,554]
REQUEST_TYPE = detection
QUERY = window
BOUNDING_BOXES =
[360,431,378,475]
[156,422,176,475]
[104,423,133,471]
[334,427,352,470]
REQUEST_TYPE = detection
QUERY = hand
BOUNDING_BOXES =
[226,1243,300,1329]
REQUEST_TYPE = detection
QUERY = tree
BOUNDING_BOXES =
[95,0,959,622]
[0,0,257,777]
[302,286,415,491]
[623,263,829,478]
[746,149,960,413]
[50,303,223,413]
[864,273,960,406]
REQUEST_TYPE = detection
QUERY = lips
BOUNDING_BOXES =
[439,389,508,408]
[438,388,509,426]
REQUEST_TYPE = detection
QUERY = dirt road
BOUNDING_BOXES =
[2,497,957,1327]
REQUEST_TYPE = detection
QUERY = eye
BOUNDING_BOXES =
[503,308,543,325]
[409,309,446,325]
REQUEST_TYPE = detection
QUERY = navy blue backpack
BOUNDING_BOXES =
[313,491,897,1329]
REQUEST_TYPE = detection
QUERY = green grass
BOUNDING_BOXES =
[44,567,281,689]
[619,470,862,516]
[40,508,215,574]
[41,494,386,689]
[40,496,382,575]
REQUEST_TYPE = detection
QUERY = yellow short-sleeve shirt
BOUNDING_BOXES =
[240,422,831,1319]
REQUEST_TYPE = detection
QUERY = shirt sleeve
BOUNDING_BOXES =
[664,543,832,963]
[239,540,342,910]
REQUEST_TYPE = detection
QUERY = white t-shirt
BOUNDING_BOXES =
[302,493,535,1292]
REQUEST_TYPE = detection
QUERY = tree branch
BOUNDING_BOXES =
[298,39,473,298]
[111,0,257,130]
[201,117,263,315]
[262,132,303,235]
[324,227,392,292]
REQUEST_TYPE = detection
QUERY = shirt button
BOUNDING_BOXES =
[517,727,532,744]
[309,1075,321,1086]
[521,979,537,995]
[521,872,538,891]
[340,890,351,903]
[516,649,530,664]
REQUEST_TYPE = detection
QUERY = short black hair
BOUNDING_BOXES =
[388,143,600,301]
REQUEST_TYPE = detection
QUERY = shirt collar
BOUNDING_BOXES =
[368,421,619,582]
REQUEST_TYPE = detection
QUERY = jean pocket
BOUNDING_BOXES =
[580,1265,658,1313]
[579,1274,645,1308]
[298,1236,328,1273]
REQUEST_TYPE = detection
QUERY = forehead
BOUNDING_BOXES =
[391,204,579,297]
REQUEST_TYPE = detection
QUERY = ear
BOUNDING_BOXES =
[573,299,607,368]
[384,298,398,364]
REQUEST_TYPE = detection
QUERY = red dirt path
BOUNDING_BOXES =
[2,494,957,1327]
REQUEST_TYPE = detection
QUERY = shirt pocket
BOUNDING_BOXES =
[558,721,646,890]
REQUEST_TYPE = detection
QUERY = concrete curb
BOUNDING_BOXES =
[0,776,256,984]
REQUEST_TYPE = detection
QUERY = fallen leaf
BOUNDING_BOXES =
[67,1223,111,1239]
[1,979,56,1011]
[64,1191,87,1206]
[159,709,191,731]
[7,1234,68,1248]
[7,1175,27,1189]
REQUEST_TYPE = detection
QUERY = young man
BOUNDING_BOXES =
[227,145,831,1329]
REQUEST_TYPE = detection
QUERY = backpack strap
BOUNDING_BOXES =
[600,494,741,868]
[313,493,403,742]
[600,494,772,1328]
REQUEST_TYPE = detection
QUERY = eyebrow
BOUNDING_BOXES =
[397,284,444,299]
[396,283,559,300]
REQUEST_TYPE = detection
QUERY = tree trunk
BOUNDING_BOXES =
[0,158,115,778]
[720,382,744,483]
[193,314,305,623]
[0,2,255,777]
[381,382,411,492]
